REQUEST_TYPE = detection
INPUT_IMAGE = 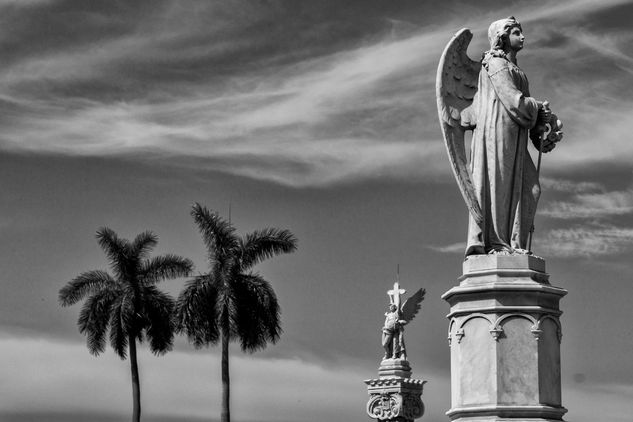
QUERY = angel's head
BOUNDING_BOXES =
[488,16,523,53]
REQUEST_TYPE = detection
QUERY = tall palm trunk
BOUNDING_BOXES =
[129,335,141,422]
[220,314,231,422]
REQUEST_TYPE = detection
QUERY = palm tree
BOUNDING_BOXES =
[176,203,297,422]
[59,228,193,422]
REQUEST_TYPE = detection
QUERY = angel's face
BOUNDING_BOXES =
[507,26,525,52]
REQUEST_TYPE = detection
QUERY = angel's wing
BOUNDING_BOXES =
[400,288,426,324]
[436,28,483,227]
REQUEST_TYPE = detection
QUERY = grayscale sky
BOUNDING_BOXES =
[1,1,632,421]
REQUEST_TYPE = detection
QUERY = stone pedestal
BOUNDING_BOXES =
[442,255,567,422]
[365,359,427,422]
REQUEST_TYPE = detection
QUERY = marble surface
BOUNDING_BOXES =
[444,254,567,422]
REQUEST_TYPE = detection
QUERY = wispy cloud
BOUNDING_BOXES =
[539,223,633,257]
[540,177,604,194]
[542,188,633,219]
[427,242,466,254]
[0,27,448,186]
[537,179,633,256]
[1,0,632,187]
[429,176,633,257]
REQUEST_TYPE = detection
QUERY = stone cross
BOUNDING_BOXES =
[388,281,406,309]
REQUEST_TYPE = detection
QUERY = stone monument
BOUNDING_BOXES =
[436,17,568,422]
[365,282,427,422]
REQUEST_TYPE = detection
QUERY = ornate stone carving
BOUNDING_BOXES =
[437,18,564,256]
[489,326,503,341]
[366,377,426,389]
[366,391,425,421]
[366,392,425,420]
[402,393,425,420]
[448,320,455,346]
[535,315,563,344]
[455,328,465,344]
[531,325,543,341]
[365,360,426,421]
[382,281,425,360]
[367,393,424,421]
[367,394,401,420]
[367,278,427,420]
[494,313,536,327]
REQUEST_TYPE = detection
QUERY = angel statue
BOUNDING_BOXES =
[382,282,425,360]
[436,17,564,256]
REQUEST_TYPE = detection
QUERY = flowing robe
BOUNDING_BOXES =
[461,56,540,255]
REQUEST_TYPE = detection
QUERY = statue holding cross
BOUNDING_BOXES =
[382,281,426,360]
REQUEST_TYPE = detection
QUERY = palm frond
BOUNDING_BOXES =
[96,227,130,280]
[65,226,190,364]
[190,203,238,269]
[109,294,133,359]
[59,270,116,307]
[233,273,281,352]
[143,287,176,355]
[77,288,119,355]
[139,254,194,285]
[175,275,221,348]
[179,211,295,357]
[238,228,297,270]
[219,289,240,342]
[131,230,159,261]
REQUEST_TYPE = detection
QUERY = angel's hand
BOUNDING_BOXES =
[538,101,552,124]
[549,130,564,143]
[540,139,556,153]
[538,109,552,124]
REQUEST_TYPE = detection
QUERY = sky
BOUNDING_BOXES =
[1,0,633,421]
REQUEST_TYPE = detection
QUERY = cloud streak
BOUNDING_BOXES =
[542,188,633,219]
[1,0,632,188]
[539,224,633,258]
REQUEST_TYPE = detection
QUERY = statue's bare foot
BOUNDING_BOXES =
[488,248,512,255]
[512,248,531,255]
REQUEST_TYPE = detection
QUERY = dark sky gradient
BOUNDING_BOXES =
[1,1,633,421]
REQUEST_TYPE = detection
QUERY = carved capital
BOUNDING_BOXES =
[489,326,503,341]
[367,392,424,421]
[531,326,543,341]
[455,328,465,344]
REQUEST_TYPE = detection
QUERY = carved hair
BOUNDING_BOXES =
[487,16,522,51]
[482,16,521,68]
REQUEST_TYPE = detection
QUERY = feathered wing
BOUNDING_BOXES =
[436,28,483,227]
[400,288,426,324]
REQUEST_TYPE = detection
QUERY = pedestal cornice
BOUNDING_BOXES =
[447,404,568,420]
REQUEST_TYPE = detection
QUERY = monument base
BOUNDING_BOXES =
[442,254,567,422]
[365,359,427,422]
